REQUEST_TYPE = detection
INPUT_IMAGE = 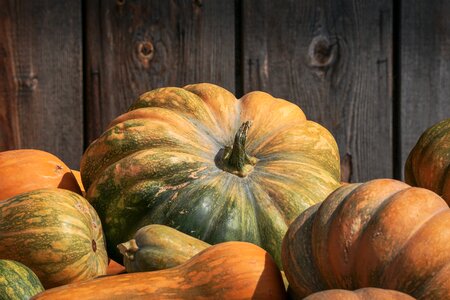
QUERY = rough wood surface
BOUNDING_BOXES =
[400,1,450,178]
[0,0,83,168]
[84,0,235,144]
[242,0,393,182]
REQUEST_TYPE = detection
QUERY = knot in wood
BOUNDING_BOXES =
[137,41,155,68]
[116,0,125,5]
[139,41,154,58]
[308,35,336,68]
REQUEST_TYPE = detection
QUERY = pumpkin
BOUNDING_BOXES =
[71,169,86,196]
[405,118,450,204]
[0,149,82,201]
[0,259,44,300]
[0,188,108,288]
[118,224,210,272]
[282,179,450,299]
[80,83,341,265]
[106,260,125,275]
[32,241,287,299]
[303,288,415,300]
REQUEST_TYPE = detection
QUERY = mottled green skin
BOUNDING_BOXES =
[0,189,108,288]
[120,224,210,272]
[0,260,44,300]
[405,118,450,204]
[81,84,341,266]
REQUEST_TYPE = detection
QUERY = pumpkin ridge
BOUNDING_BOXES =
[379,208,450,289]
[86,148,214,197]
[414,127,450,191]
[245,179,289,266]
[253,172,319,213]
[436,161,450,197]
[183,83,242,142]
[324,180,409,288]
[81,117,219,190]
[352,187,427,286]
[412,261,450,299]
[129,86,225,141]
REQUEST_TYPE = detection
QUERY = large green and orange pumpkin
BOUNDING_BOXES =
[0,149,82,201]
[32,242,286,300]
[282,179,450,299]
[0,189,108,288]
[405,118,450,204]
[80,83,341,264]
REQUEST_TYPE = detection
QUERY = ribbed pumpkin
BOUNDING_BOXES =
[405,118,450,204]
[0,259,44,300]
[0,149,81,201]
[0,189,108,288]
[118,224,210,272]
[282,179,450,299]
[32,242,286,300]
[303,288,415,300]
[80,83,341,264]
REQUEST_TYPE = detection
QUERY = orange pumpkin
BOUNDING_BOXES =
[32,242,286,299]
[0,149,81,201]
[282,179,450,300]
[303,288,414,300]
[71,170,85,196]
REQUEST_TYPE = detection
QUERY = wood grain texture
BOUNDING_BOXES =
[84,0,235,145]
[242,0,393,182]
[0,0,83,168]
[400,1,450,178]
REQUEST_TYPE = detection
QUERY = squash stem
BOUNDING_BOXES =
[117,239,139,261]
[221,121,258,177]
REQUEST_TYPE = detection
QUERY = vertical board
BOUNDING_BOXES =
[242,0,393,182]
[0,0,83,168]
[400,1,450,176]
[85,0,235,144]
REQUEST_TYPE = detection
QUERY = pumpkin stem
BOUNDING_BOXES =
[220,121,258,177]
[117,239,139,261]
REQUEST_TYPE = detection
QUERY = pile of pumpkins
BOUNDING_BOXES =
[0,83,448,299]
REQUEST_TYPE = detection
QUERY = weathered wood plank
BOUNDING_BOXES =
[0,0,83,168]
[242,0,393,182]
[84,0,235,144]
[400,0,450,177]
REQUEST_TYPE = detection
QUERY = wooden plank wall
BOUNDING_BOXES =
[0,0,83,168]
[0,0,449,182]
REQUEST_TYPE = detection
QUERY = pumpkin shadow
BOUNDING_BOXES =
[252,253,288,300]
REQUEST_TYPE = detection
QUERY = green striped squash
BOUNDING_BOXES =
[0,189,108,288]
[0,259,44,300]
[118,224,210,272]
[81,83,341,265]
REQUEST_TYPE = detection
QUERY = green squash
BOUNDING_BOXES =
[81,83,341,265]
[0,189,108,288]
[405,118,450,204]
[0,259,44,300]
[118,224,210,272]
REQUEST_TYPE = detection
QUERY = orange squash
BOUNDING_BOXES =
[0,149,81,201]
[282,179,450,299]
[32,242,286,299]
[304,288,415,300]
